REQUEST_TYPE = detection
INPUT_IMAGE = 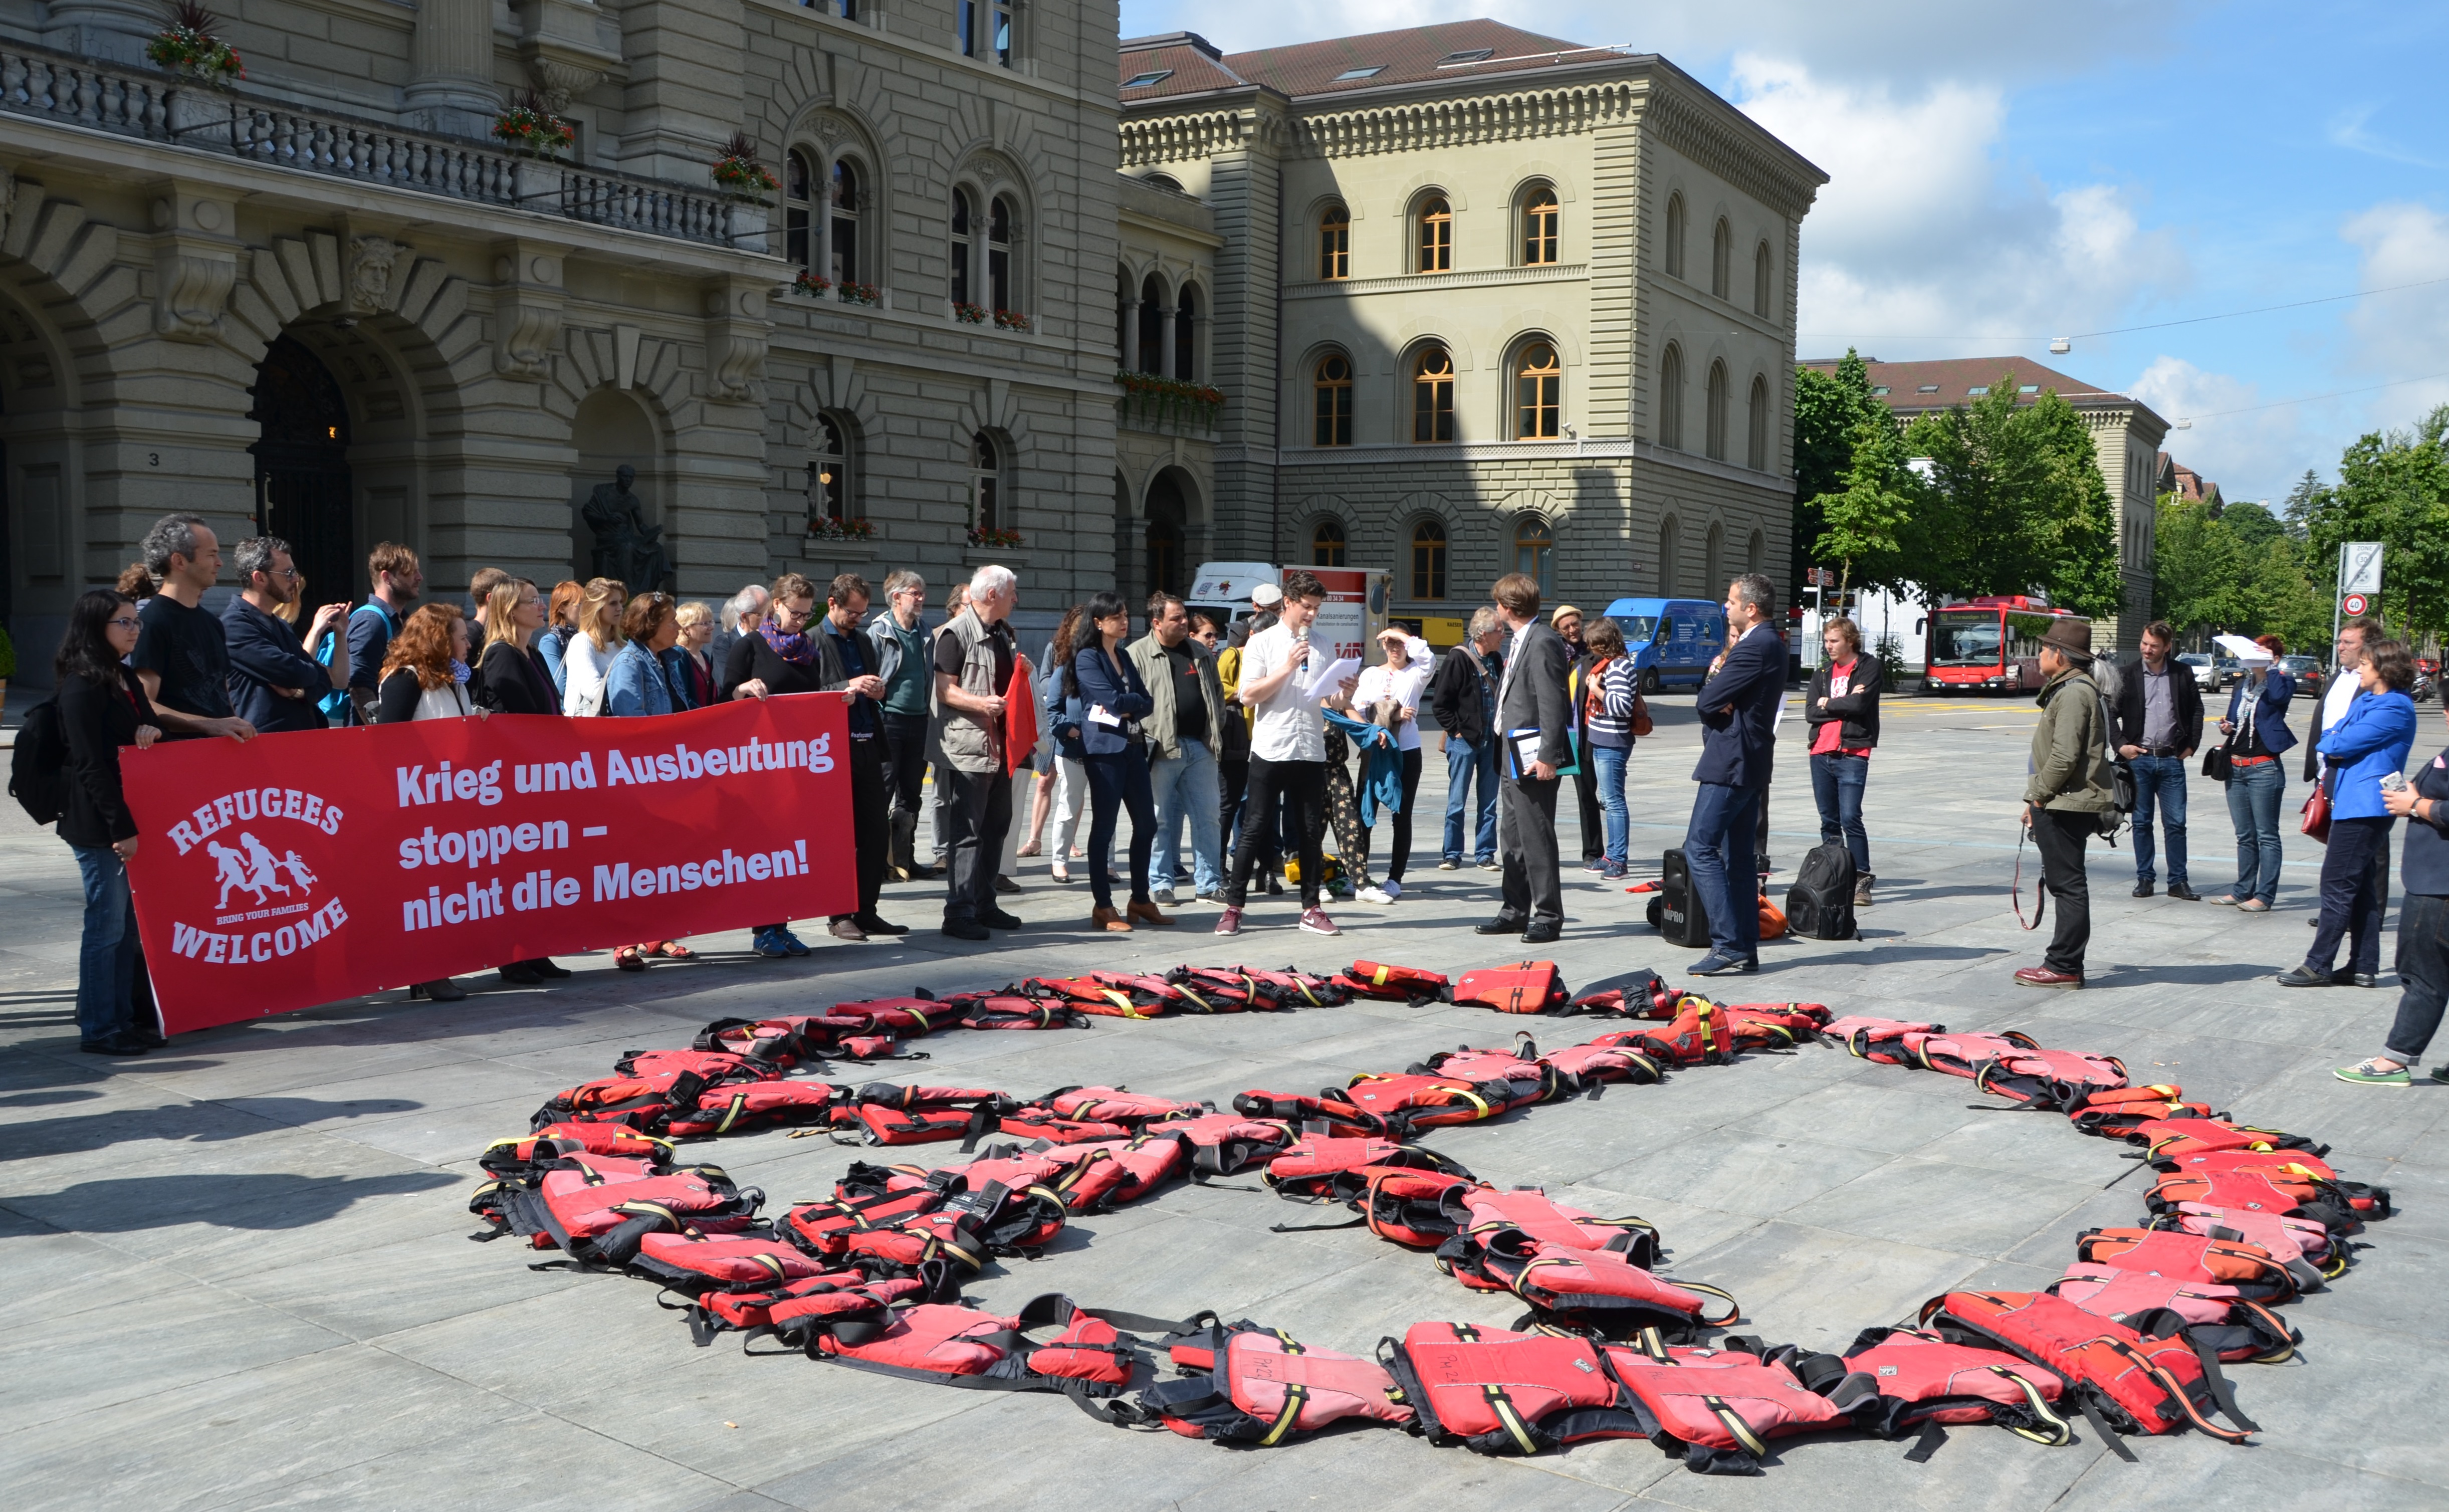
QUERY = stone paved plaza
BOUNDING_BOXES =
[5,692,2446,1510]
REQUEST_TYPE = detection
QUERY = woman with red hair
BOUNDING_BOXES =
[376,604,476,1000]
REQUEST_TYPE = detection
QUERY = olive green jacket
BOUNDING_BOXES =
[2026,667,2115,811]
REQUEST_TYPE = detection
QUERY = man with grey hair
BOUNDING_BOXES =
[870,568,934,880]
[222,535,349,733]
[711,583,769,671]
[133,513,255,742]
[932,565,1022,938]
[1429,605,1506,869]
[1682,572,1785,974]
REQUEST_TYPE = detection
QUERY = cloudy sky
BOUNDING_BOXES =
[1117,0,2449,504]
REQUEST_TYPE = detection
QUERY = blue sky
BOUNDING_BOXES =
[1117,0,2449,505]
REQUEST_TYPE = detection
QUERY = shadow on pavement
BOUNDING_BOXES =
[0,1096,423,1163]
[4,1169,460,1233]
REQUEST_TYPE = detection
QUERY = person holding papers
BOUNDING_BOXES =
[1473,573,1576,945]
[1216,570,1360,937]
[1067,591,1165,932]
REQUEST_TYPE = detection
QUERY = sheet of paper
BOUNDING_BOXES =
[1300,655,1362,703]
[1087,703,1123,728]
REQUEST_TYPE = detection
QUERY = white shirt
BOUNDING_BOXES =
[1352,643,1434,752]
[2320,665,2360,734]
[1242,622,1324,763]
[562,634,614,716]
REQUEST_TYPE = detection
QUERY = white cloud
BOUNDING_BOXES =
[1730,57,2188,360]
[2126,356,2307,503]
[2339,202,2449,433]
[2326,105,2439,170]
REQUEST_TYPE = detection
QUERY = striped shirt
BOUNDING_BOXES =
[1585,657,1641,748]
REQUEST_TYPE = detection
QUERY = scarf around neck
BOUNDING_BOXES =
[758,620,816,667]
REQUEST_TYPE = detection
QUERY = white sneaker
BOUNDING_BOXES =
[1358,885,1394,905]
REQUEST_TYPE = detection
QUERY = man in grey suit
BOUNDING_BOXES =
[1475,572,1576,944]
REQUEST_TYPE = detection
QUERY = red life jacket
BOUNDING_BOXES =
[2068,1084,2217,1137]
[1599,1333,1853,1473]
[1903,1028,2039,1078]
[630,1232,831,1293]
[1411,1041,1561,1109]
[1446,1229,1738,1338]
[1150,1113,1297,1176]
[781,1185,946,1258]
[686,1270,932,1348]
[530,1068,711,1131]
[1230,1089,1387,1138]
[1566,969,1676,1018]
[1450,961,1569,1015]
[1720,1005,1825,1051]
[1163,965,1297,1012]
[1382,1321,1653,1456]
[2146,1206,2339,1285]
[1023,972,1180,1018]
[663,1078,843,1138]
[1340,1071,1512,1135]
[480,1122,674,1178]
[832,1161,1067,1256]
[692,1014,809,1064]
[827,1084,1001,1146]
[812,1294,1159,1408]
[1450,1187,1660,1265]
[1919,1289,2256,1450]
[1353,1167,1484,1247]
[832,996,950,1036]
[1972,1044,2130,1109]
[1337,959,1451,1002]
[614,1047,778,1084]
[1120,1318,1415,1444]
[2146,1168,2369,1235]
[2136,1118,2329,1162]
[1821,1327,2071,1450]
[2049,1264,2299,1364]
[1820,1015,1943,1063]
[1046,1129,1191,1206]
[1262,1134,1469,1200]
[941,991,1089,1031]
[483,1158,762,1265]
[2074,1227,2301,1304]
[1239,966,1352,1006]
[1592,998,1734,1067]
[1532,1037,1665,1095]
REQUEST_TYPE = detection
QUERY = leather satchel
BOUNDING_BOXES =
[2201,745,2233,782]
[2301,783,2332,844]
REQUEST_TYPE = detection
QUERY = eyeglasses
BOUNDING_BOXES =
[268,566,302,580]
[108,616,141,630]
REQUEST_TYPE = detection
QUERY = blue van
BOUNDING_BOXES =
[1598,597,1726,692]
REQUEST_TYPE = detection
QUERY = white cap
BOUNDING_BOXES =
[1250,583,1283,607]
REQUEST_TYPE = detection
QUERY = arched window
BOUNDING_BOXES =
[951,190,974,307]
[988,196,1015,314]
[1319,205,1350,280]
[1142,172,1183,192]
[1515,341,1561,439]
[1174,286,1197,381]
[1711,218,1731,299]
[1412,345,1455,442]
[828,159,862,285]
[1312,517,1348,567]
[1753,241,1773,318]
[1313,353,1354,447]
[785,150,815,272]
[1705,521,1725,596]
[1514,516,1553,593]
[1658,343,1684,450]
[1664,193,1686,279]
[1746,529,1765,575]
[1521,186,1558,266]
[1658,515,1680,595]
[1705,361,1729,461]
[807,414,854,528]
[1416,197,1452,273]
[1746,374,1769,471]
[1137,274,1165,374]
[971,432,1004,531]
[958,0,1014,66]
[1410,518,1448,601]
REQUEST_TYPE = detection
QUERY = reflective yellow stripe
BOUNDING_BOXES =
[1486,1385,1540,1455]
[1705,1397,1766,1457]
[1990,1366,2071,1445]
[715,1093,747,1134]
[751,1253,787,1281]
[1373,965,1391,985]
[1259,1382,1308,1445]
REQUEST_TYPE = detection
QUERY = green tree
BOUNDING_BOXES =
[2219,500,2285,552]
[2298,404,2449,639]
[2242,535,2331,654]
[1902,377,2122,617]
[1791,350,1890,588]
[2154,491,2250,633]
[1813,402,1925,594]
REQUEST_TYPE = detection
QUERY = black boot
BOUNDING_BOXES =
[887,810,919,883]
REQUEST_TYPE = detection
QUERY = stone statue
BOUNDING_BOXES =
[581,465,672,592]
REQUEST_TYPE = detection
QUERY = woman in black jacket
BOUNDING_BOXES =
[1067,591,1161,931]
[474,578,559,717]
[55,589,163,1054]
[1804,618,1883,906]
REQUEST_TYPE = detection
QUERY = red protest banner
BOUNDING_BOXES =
[118,695,856,1032]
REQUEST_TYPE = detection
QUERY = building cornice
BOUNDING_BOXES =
[1287,262,1587,300]
[1284,78,1639,161]
[1119,205,1225,249]
[1120,89,1291,166]
[1643,81,1825,221]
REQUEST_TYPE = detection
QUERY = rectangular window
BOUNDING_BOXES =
[1315,383,1351,447]
[830,217,856,284]
[1320,220,1349,280]
[1414,376,1453,442]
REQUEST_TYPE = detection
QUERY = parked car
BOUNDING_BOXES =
[2176,652,2218,692]
[2212,656,2244,688]
[2279,655,2324,700]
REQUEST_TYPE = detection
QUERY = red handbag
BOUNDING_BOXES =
[2300,784,2331,844]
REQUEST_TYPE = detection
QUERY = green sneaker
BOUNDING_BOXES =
[2334,1058,2411,1088]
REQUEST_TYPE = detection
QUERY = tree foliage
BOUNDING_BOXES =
[2292,404,2449,640]
[1791,351,1892,587]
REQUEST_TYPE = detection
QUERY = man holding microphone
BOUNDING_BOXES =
[1215,570,1358,937]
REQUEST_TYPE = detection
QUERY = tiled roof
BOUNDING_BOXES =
[1120,20,1616,102]
[1800,355,2129,409]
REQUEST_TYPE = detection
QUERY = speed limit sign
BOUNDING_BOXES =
[2343,592,2370,616]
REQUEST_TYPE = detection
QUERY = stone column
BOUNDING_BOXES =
[1119,297,1140,373]
[406,0,501,139]
[1158,306,1177,380]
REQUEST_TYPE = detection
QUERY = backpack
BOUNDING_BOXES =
[8,697,67,826]
[1648,848,1710,947]
[1784,841,1858,941]
[2096,688,2135,841]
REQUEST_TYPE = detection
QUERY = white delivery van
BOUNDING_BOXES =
[1187,561,1393,665]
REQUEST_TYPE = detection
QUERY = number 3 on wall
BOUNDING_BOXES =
[149,453,159,466]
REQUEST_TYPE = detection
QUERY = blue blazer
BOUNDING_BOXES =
[605,640,674,718]
[2223,672,2296,756]
[1067,642,1152,757]
[1690,624,1786,788]
[2317,688,2416,819]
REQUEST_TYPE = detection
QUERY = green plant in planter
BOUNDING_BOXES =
[491,91,576,158]
[146,1,245,87]
[711,132,779,204]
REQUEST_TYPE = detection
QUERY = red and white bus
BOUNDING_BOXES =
[1922,596,2092,695]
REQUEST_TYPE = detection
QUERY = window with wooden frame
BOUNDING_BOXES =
[1319,205,1350,280]
[1515,342,1561,439]
[829,159,862,284]
[1312,517,1348,566]
[1416,197,1452,273]
[785,150,814,272]
[1313,353,1354,446]
[1514,515,1553,593]
[1410,518,1448,601]
[1521,186,1559,266]
[1412,345,1455,442]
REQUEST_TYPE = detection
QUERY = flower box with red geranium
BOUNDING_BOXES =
[992,309,1030,332]
[953,301,988,324]
[807,516,876,542]
[711,133,779,204]
[147,2,245,87]
[967,525,1023,549]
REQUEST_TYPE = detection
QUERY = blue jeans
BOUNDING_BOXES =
[1591,743,1630,865]
[2224,758,2285,904]
[1809,751,1870,875]
[72,843,141,1045]
[1442,734,1498,863]
[1150,737,1223,895]
[1684,780,1763,961]
[2130,754,2189,885]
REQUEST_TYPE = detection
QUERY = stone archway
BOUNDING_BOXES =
[248,335,355,602]
[1144,469,1189,601]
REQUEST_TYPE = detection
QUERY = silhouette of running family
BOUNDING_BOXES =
[208,831,318,908]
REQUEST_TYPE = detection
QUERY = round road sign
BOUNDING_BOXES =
[2343,592,2370,616]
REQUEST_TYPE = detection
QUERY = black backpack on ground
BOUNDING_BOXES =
[8,697,67,826]
[1645,848,1711,948]
[1785,842,1858,941]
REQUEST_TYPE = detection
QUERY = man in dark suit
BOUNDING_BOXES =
[1684,572,1787,974]
[1475,573,1576,944]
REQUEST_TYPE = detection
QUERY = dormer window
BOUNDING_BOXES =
[1123,69,1173,88]
[1438,48,1494,64]
[1333,65,1385,81]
